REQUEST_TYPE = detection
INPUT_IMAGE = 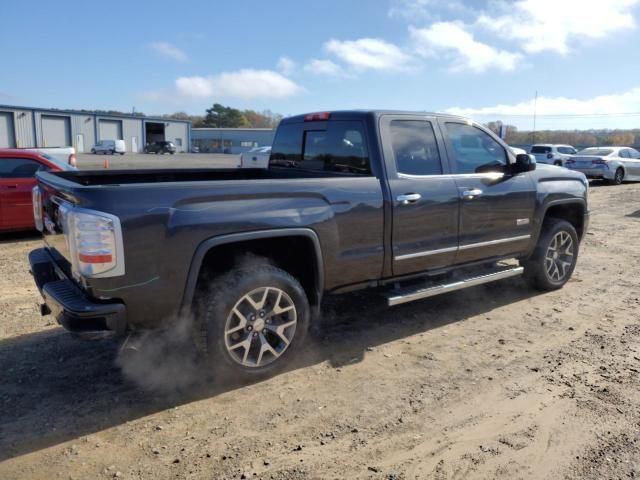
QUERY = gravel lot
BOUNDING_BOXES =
[76,152,240,170]
[1,182,639,479]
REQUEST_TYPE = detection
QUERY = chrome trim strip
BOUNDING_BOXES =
[387,266,524,306]
[457,234,531,251]
[397,172,505,180]
[394,234,531,261]
[394,245,458,261]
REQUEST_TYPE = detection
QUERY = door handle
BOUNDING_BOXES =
[461,188,483,200]
[397,193,421,205]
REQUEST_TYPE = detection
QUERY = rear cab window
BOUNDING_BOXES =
[270,120,372,176]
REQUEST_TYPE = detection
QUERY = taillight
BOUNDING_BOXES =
[565,159,575,164]
[66,208,125,278]
[592,159,606,165]
[304,112,331,121]
[32,186,43,231]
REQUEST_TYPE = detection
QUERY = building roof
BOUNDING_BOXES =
[0,104,191,124]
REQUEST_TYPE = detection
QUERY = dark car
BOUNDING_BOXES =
[144,141,176,154]
[29,110,589,378]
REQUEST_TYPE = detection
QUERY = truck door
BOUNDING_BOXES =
[438,120,536,265]
[379,115,460,276]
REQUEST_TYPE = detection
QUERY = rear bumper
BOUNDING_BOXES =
[566,165,613,180]
[29,248,126,335]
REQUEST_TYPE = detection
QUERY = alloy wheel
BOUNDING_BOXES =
[224,287,297,368]
[544,231,574,282]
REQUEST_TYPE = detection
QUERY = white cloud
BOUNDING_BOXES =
[388,0,468,21]
[478,0,639,54]
[410,22,522,73]
[324,38,411,71]
[147,41,188,62]
[276,56,296,75]
[304,59,346,77]
[445,87,640,117]
[175,69,302,99]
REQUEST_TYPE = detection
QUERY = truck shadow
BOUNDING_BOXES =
[0,278,541,461]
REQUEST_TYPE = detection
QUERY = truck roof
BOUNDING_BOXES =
[280,110,468,124]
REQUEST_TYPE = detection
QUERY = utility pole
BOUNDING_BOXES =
[532,91,538,144]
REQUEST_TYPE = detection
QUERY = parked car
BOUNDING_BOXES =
[144,141,176,154]
[30,110,589,377]
[239,146,271,168]
[565,146,640,185]
[0,149,75,232]
[26,147,76,166]
[530,144,577,166]
[91,140,125,155]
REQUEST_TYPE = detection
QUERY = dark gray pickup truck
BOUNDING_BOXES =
[29,110,589,376]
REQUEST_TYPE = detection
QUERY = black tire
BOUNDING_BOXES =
[110,150,115,155]
[521,218,579,291]
[120,152,125,156]
[609,167,624,185]
[197,265,310,379]
[554,160,562,166]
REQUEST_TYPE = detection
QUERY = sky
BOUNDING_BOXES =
[2,0,640,130]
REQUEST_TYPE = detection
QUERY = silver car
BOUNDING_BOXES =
[565,146,640,185]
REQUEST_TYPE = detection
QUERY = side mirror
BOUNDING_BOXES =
[512,153,536,173]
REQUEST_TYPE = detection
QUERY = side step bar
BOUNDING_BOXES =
[386,265,524,307]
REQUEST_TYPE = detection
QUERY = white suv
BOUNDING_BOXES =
[530,144,577,166]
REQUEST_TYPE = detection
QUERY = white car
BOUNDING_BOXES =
[565,146,640,185]
[91,139,125,155]
[239,146,271,168]
[26,147,76,167]
[530,144,577,166]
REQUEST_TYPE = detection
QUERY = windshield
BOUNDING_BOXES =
[577,148,613,156]
[40,153,75,171]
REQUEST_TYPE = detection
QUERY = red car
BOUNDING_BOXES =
[0,149,75,232]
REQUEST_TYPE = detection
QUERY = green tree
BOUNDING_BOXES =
[203,103,249,127]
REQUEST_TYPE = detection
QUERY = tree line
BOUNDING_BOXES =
[161,104,283,129]
[485,121,639,148]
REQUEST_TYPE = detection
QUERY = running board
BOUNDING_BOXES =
[385,265,524,307]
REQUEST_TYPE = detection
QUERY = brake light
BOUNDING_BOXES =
[68,153,77,167]
[304,112,331,121]
[592,159,606,165]
[565,159,575,164]
[65,208,125,278]
[32,186,43,231]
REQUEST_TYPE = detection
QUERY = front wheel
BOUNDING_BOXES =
[609,167,624,185]
[197,265,310,378]
[521,218,579,290]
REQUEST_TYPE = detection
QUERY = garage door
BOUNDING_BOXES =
[41,115,71,147]
[0,112,16,148]
[99,120,123,140]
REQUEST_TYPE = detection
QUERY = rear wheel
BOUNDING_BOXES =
[197,265,310,378]
[610,167,624,185]
[554,160,562,166]
[522,218,579,290]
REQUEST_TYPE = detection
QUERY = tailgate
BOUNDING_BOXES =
[36,174,79,278]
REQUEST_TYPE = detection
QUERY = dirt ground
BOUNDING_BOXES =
[1,182,639,480]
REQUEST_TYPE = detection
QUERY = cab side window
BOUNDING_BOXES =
[620,149,630,159]
[0,158,47,178]
[445,123,507,174]
[389,120,442,175]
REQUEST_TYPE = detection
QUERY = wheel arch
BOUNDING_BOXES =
[536,199,587,244]
[180,228,324,316]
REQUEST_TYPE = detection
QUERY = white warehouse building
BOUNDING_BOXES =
[0,104,191,153]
